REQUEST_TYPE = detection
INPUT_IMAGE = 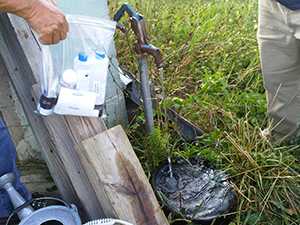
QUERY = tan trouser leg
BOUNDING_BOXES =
[258,0,300,141]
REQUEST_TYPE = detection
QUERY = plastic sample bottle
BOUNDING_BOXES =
[74,51,109,105]
[74,52,91,92]
[90,51,110,105]
[61,69,78,89]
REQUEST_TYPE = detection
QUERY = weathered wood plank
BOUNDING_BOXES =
[18,160,58,196]
[0,58,41,161]
[32,84,106,220]
[77,125,169,225]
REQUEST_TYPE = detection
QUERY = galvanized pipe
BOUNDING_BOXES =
[0,173,34,220]
[139,56,154,134]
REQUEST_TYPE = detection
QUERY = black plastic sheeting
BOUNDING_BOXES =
[153,158,237,225]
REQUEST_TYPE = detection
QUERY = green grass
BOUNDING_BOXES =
[110,0,300,224]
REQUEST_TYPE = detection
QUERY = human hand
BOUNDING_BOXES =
[20,0,69,45]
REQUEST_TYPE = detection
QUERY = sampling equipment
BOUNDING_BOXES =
[0,173,133,225]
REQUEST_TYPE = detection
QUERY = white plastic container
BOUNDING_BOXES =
[74,52,91,92]
[61,69,78,89]
[74,51,109,105]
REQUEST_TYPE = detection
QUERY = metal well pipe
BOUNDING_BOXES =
[139,56,154,134]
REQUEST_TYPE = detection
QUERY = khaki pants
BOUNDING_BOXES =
[258,0,300,141]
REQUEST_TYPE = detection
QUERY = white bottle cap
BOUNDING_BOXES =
[95,51,106,60]
[37,104,54,116]
[62,69,78,88]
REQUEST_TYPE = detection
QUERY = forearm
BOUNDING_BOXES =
[0,0,36,18]
[0,0,68,45]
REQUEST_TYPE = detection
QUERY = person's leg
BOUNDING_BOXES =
[0,118,31,218]
[258,0,300,143]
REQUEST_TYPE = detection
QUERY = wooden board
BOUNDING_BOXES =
[32,84,105,220]
[77,125,169,225]
[0,57,42,161]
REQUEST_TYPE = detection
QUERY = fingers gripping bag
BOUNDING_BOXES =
[37,15,116,117]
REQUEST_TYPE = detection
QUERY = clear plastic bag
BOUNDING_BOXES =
[37,15,116,117]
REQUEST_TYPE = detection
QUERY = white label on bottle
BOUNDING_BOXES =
[77,70,90,92]
[93,81,106,106]
[54,87,99,117]
[93,81,101,94]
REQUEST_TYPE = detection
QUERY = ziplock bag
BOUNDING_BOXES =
[37,15,116,117]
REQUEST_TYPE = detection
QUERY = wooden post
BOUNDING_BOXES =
[77,125,169,225]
